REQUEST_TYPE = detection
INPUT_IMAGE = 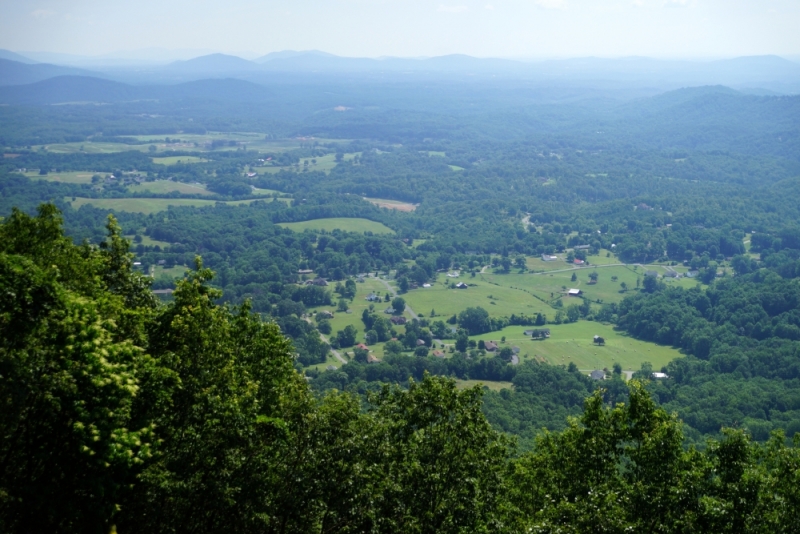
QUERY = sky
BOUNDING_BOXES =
[1,0,798,60]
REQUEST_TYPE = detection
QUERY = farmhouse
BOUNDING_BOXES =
[365,293,381,302]
[367,354,381,364]
[317,310,334,319]
[390,316,407,325]
[589,370,606,380]
[306,278,329,286]
[384,307,395,314]
[416,339,426,346]
[484,341,499,352]
[356,343,370,351]
[652,372,669,379]
[573,259,586,265]
[455,282,469,289]
[541,254,559,261]
[568,288,582,297]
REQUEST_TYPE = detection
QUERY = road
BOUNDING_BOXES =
[304,317,347,365]
[374,276,420,320]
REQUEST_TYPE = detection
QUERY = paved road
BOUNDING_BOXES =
[374,276,419,320]
[304,318,347,365]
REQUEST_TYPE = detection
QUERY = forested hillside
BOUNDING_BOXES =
[3,207,800,533]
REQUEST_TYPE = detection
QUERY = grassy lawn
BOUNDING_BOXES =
[152,156,208,165]
[469,322,683,373]
[25,171,96,184]
[127,180,213,196]
[278,218,395,234]
[401,273,553,321]
[65,197,264,214]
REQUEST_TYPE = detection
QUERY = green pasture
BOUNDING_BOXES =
[455,379,513,392]
[488,262,702,306]
[448,165,465,171]
[125,235,172,248]
[65,197,263,214]
[401,274,552,321]
[25,171,95,184]
[469,322,683,373]
[127,180,213,196]
[279,218,395,234]
[36,134,350,155]
[154,264,190,279]
[152,156,207,165]
[253,152,358,175]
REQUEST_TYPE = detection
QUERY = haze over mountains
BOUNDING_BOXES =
[1,49,800,94]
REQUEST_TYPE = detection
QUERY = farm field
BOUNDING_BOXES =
[278,218,395,234]
[34,135,350,155]
[469,322,683,373]
[401,273,553,320]
[65,197,264,214]
[25,171,95,184]
[488,263,703,306]
[126,235,172,248]
[455,379,514,391]
[152,156,208,165]
[127,180,213,195]
[253,152,358,174]
[364,197,418,212]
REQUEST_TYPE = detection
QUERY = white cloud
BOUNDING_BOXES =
[664,0,693,7]
[485,4,495,10]
[437,5,469,13]
[31,9,56,19]
[534,0,566,9]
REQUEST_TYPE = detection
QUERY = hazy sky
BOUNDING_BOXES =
[1,0,798,59]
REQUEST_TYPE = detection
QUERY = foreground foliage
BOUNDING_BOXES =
[2,206,800,533]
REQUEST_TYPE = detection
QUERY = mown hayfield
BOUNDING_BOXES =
[25,171,95,184]
[401,274,552,321]
[469,322,683,373]
[278,218,395,234]
[364,197,418,212]
[127,180,213,196]
[488,263,700,306]
[152,156,208,165]
[65,197,263,214]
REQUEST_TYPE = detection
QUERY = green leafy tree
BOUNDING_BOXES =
[391,296,406,315]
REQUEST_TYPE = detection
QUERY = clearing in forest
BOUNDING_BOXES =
[278,218,395,234]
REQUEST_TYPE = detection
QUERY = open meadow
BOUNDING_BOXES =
[364,197,418,212]
[401,273,553,320]
[152,156,208,165]
[65,197,265,214]
[278,218,395,234]
[469,322,683,373]
[25,171,95,184]
[127,180,213,196]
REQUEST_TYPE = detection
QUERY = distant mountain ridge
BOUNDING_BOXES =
[0,59,98,86]
[0,49,36,64]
